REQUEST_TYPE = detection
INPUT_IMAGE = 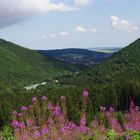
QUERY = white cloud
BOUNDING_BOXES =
[75,26,87,32]
[75,26,105,33]
[110,15,139,32]
[91,28,98,32]
[50,33,56,38]
[0,0,76,28]
[74,0,91,7]
[60,32,69,36]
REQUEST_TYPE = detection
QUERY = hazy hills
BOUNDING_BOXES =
[37,48,112,68]
[88,47,121,53]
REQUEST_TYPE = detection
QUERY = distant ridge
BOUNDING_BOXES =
[37,48,112,68]
[88,47,122,53]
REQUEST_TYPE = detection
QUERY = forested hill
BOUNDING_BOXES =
[88,38,140,83]
[38,48,112,67]
[62,38,140,85]
[0,39,78,89]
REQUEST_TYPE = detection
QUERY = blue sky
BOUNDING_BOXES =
[0,0,140,50]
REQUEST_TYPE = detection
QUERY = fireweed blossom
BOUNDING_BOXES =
[12,111,17,116]
[42,96,47,100]
[82,90,89,97]
[32,97,37,103]
[21,106,28,112]
[18,122,25,129]
[135,106,139,111]
[101,125,106,133]
[33,131,41,139]
[80,116,86,126]
[11,120,19,128]
[61,96,66,101]
[92,120,98,128]
[27,118,33,126]
[60,126,71,134]
[42,126,48,134]
[47,102,54,110]
[11,92,140,140]
[53,105,61,116]
[100,106,106,112]
[109,106,114,112]
[18,113,23,117]
[68,122,77,130]
[79,115,89,133]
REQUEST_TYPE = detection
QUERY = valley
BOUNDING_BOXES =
[0,38,140,140]
[37,48,113,69]
[0,1,140,139]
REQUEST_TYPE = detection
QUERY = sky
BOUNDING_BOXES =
[0,0,140,50]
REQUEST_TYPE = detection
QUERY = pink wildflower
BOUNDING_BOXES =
[126,135,130,140]
[68,122,77,130]
[32,97,37,103]
[47,102,54,110]
[27,118,33,126]
[92,120,98,128]
[42,96,47,101]
[135,106,139,111]
[110,118,122,132]
[60,126,71,134]
[53,105,61,116]
[12,111,17,116]
[100,106,106,112]
[82,90,89,97]
[109,106,114,112]
[79,126,89,133]
[18,122,25,129]
[79,115,89,132]
[80,116,86,126]
[100,125,106,132]
[21,106,28,112]
[61,96,66,101]
[18,113,23,117]
[11,120,19,128]
[42,127,48,134]
[33,131,41,139]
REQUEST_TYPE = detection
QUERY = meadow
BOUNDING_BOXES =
[1,90,139,140]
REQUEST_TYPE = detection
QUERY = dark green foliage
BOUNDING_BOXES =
[0,38,78,89]
[62,38,140,85]
[116,136,125,140]
[0,38,140,130]
[61,38,140,108]
[116,112,124,128]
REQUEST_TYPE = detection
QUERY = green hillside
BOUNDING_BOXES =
[54,38,140,112]
[63,38,140,85]
[88,38,140,83]
[0,39,77,90]
[0,38,140,128]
